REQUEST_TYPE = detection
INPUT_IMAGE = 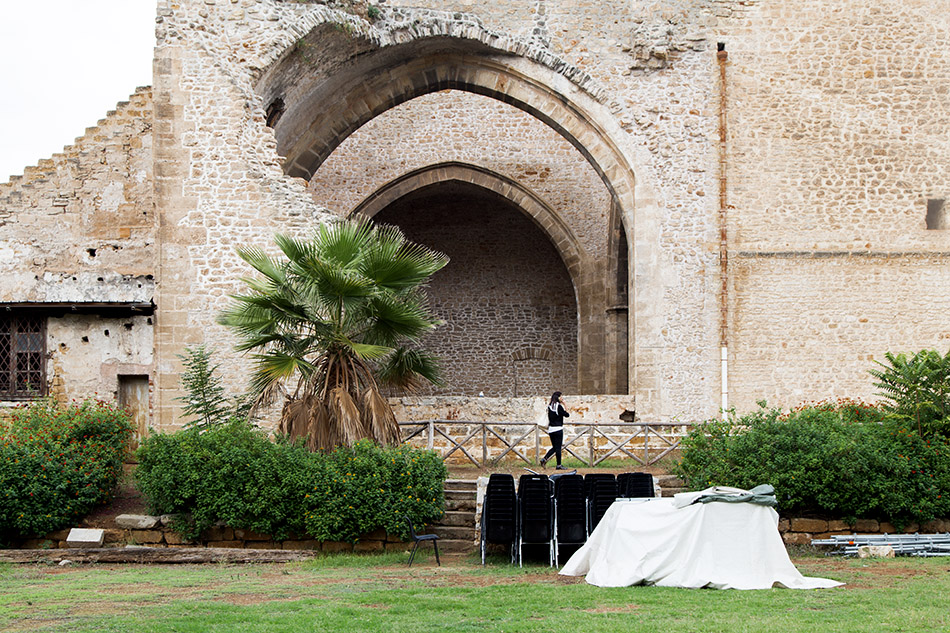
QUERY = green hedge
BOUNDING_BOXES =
[135,420,447,542]
[0,399,132,543]
[675,401,950,527]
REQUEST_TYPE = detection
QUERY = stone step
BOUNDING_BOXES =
[445,498,476,512]
[657,474,685,488]
[435,510,474,527]
[444,489,477,501]
[431,525,475,540]
[446,479,477,491]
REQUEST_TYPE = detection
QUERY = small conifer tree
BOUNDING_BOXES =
[176,345,238,430]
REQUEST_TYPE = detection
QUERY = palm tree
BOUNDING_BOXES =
[219,218,448,450]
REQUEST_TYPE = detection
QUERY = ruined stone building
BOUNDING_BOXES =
[1,0,948,436]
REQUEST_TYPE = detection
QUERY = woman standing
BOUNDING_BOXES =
[540,391,570,469]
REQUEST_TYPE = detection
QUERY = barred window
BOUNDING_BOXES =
[0,314,47,400]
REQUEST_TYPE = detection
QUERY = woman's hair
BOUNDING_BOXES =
[549,391,562,406]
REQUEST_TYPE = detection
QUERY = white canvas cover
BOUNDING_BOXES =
[559,497,842,590]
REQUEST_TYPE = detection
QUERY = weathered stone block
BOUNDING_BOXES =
[827,520,851,532]
[782,532,812,546]
[245,541,281,550]
[116,514,161,529]
[163,532,191,545]
[790,518,828,533]
[207,540,243,548]
[853,519,879,533]
[67,528,105,548]
[354,540,384,553]
[282,540,321,551]
[322,541,353,553]
[858,545,895,559]
[103,529,129,543]
[131,529,164,544]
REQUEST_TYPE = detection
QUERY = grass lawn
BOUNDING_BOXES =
[2,552,948,632]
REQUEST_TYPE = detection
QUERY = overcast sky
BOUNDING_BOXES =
[0,2,156,182]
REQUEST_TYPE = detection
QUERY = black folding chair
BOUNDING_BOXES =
[517,474,554,567]
[585,473,618,534]
[553,474,587,565]
[405,516,440,567]
[617,472,655,498]
[481,473,517,564]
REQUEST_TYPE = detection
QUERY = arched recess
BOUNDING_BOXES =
[366,177,579,396]
[256,32,643,394]
[351,162,586,288]
[352,163,588,395]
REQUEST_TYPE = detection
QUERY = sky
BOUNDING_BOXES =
[0,2,156,182]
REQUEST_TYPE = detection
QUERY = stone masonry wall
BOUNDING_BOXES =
[310,89,613,257]
[0,88,156,405]
[0,87,155,300]
[3,0,949,433]
[717,0,950,412]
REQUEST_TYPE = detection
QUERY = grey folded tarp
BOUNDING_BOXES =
[672,484,777,509]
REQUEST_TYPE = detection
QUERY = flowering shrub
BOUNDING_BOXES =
[135,420,446,542]
[0,399,132,543]
[675,400,950,527]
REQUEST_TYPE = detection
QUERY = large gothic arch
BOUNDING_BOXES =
[254,31,643,393]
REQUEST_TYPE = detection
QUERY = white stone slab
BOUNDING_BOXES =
[66,528,105,548]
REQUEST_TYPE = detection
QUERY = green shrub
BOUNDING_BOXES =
[135,421,447,542]
[0,399,132,543]
[303,440,446,543]
[675,400,950,527]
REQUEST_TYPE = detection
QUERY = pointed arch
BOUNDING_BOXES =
[351,162,587,289]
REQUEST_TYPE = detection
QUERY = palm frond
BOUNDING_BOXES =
[328,386,364,447]
[314,218,374,268]
[235,246,287,284]
[377,348,444,392]
[362,386,399,445]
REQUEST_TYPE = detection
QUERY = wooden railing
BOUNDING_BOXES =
[397,421,689,467]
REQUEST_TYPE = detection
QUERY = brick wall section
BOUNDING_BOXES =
[0,88,156,404]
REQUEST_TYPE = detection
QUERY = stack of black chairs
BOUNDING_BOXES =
[553,474,586,565]
[517,474,554,566]
[617,472,655,498]
[584,473,619,533]
[480,470,656,567]
[481,473,517,564]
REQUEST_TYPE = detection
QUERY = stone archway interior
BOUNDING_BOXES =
[373,181,578,397]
